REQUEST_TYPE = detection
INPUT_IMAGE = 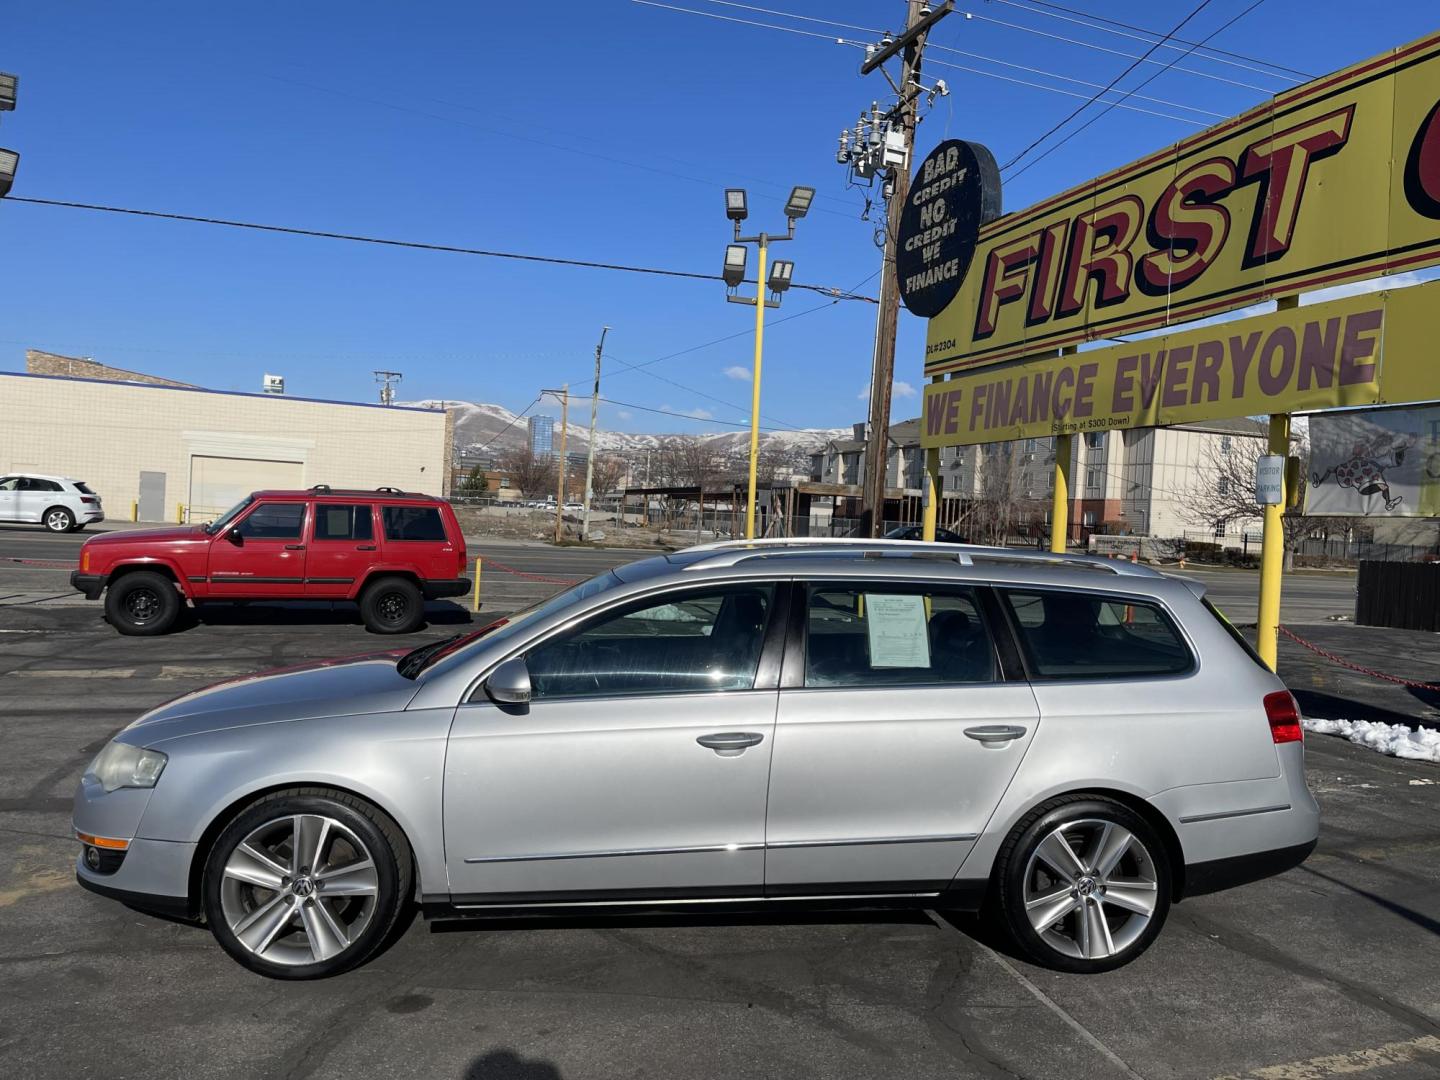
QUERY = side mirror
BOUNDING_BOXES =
[485,656,532,707]
[225,529,243,545]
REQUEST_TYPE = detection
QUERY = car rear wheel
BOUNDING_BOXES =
[202,789,411,980]
[104,570,181,635]
[993,796,1171,973]
[360,576,424,634]
[43,507,75,532]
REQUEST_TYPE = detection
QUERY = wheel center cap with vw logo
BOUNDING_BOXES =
[291,875,315,898]
[1075,876,1097,898]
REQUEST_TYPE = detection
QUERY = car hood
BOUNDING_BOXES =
[84,525,210,546]
[120,649,420,745]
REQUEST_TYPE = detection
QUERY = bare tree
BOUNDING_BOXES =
[1182,430,1350,565]
[589,454,628,497]
[498,448,557,500]
[959,443,1048,546]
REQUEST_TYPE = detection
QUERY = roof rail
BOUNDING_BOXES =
[678,537,1161,577]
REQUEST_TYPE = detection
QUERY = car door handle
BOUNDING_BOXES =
[285,544,306,550]
[697,731,765,753]
[964,725,1028,744]
[356,545,376,551]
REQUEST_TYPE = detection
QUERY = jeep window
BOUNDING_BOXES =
[315,504,374,541]
[383,505,446,542]
[234,502,306,540]
[205,497,253,534]
[1000,588,1193,679]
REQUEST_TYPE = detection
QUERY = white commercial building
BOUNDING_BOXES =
[1,357,453,523]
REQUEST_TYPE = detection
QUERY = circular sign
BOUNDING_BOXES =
[896,139,1002,318]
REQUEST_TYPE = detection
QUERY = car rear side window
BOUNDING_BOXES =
[526,584,775,700]
[999,588,1193,680]
[234,502,306,540]
[803,584,996,688]
[315,504,374,541]
[382,505,446,542]
[74,482,95,495]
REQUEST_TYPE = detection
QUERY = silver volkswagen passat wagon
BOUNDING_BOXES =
[73,538,1318,979]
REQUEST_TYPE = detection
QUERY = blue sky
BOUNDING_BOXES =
[3,1,1436,434]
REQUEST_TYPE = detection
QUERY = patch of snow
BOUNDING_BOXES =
[1303,718,1440,763]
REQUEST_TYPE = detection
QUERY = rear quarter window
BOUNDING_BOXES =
[382,505,447,542]
[1000,588,1193,680]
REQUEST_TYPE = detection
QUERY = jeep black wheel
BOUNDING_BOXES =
[105,571,182,636]
[359,576,423,634]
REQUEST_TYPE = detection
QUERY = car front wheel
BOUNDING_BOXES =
[993,796,1171,973]
[202,789,411,979]
[44,507,75,532]
[104,570,182,635]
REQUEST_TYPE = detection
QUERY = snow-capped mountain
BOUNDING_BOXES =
[403,399,849,465]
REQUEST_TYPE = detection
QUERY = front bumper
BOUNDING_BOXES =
[73,772,196,918]
[422,577,472,600]
[70,571,106,600]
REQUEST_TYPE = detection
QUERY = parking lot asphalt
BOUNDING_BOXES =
[2,546,1438,1078]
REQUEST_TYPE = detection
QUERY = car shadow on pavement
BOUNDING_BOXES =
[462,1049,565,1080]
[179,600,474,632]
[1292,689,1435,728]
[1299,864,1440,938]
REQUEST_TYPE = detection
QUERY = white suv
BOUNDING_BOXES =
[0,473,105,532]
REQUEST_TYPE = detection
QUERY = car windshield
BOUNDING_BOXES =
[204,497,254,534]
[406,569,624,680]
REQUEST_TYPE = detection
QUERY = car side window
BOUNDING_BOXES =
[315,504,374,541]
[382,506,446,541]
[0,477,18,491]
[233,502,306,540]
[999,589,1193,680]
[525,584,775,701]
[803,584,996,688]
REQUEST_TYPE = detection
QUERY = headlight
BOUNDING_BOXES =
[87,741,168,793]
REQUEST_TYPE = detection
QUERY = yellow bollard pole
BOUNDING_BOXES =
[922,444,941,541]
[176,503,185,524]
[1256,413,1291,671]
[131,500,138,522]
[744,240,768,540]
[471,556,482,613]
[1049,433,1073,553]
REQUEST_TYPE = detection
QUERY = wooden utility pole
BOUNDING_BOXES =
[545,385,570,545]
[860,0,939,537]
[581,326,610,542]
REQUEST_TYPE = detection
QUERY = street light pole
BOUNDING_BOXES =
[745,240,767,540]
[581,325,610,542]
[722,185,813,539]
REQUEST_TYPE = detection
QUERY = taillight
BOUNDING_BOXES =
[1263,690,1303,744]
[81,496,98,505]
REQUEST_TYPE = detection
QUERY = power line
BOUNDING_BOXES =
[597,394,780,430]
[942,10,1281,93]
[994,0,1314,80]
[927,58,1207,126]
[639,0,1223,121]
[1004,0,1270,183]
[6,196,876,302]
[601,350,804,429]
[999,0,1218,173]
[468,396,543,455]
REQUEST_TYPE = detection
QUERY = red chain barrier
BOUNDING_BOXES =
[481,558,581,587]
[2,556,77,570]
[1278,625,1440,692]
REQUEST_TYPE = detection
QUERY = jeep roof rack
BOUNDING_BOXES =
[303,485,427,499]
[679,536,1162,577]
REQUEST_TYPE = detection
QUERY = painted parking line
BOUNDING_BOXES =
[1213,1035,1440,1079]
[925,911,1148,1080]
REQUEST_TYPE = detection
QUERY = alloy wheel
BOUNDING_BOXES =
[46,510,71,531]
[219,814,380,967]
[1021,818,1159,962]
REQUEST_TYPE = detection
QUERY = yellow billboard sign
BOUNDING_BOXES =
[921,280,1439,448]
[924,30,1440,377]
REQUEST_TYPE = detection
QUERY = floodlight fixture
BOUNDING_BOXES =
[723,244,748,287]
[0,148,17,198]
[724,188,748,222]
[767,259,794,294]
[784,186,815,220]
[0,73,16,112]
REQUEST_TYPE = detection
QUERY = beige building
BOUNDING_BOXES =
[1,354,453,522]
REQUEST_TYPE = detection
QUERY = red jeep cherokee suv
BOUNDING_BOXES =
[70,486,470,635]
